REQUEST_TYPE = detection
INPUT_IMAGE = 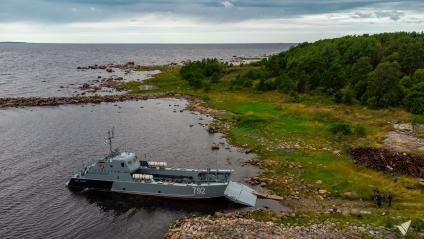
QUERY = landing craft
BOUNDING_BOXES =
[67,129,257,206]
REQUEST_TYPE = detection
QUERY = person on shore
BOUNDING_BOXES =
[386,191,393,207]
[373,189,382,208]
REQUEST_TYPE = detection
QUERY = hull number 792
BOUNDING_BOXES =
[192,187,206,195]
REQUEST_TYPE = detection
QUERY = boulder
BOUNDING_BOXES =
[80,83,90,90]
[211,143,220,150]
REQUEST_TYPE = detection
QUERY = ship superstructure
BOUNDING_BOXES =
[67,129,256,206]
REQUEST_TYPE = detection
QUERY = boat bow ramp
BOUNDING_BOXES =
[224,181,257,207]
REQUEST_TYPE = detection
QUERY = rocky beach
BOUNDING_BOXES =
[165,211,399,239]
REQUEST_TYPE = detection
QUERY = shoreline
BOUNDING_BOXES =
[165,211,398,239]
[4,61,424,237]
[0,93,197,109]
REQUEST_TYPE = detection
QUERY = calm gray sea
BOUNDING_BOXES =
[0,43,293,97]
[0,44,292,239]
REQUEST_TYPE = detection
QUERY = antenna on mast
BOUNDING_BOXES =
[105,127,115,154]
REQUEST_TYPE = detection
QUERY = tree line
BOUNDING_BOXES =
[181,33,424,114]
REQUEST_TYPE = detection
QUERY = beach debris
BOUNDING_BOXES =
[252,191,284,201]
[349,147,424,178]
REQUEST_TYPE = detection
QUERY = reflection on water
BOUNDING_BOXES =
[77,190,240,217]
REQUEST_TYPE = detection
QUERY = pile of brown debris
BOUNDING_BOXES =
[349,147,424,178]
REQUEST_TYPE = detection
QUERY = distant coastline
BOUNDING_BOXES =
[0,42,293,45]
[0,41,27,44]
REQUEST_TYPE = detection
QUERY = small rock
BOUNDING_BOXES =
[350,208,360,216]
[360,210,371,215]
[214,212,224,217]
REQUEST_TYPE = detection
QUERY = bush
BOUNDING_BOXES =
[190,78,203,89]
[277,75,297,93]
[400,75,414,90]
[203,81,211,92]
[230,74,255,90]
[334,91,343,103]
[354,126,366,137]
[342,88,354,105]
[403,82,424,114]
[255,78,277,91]
[412,114,424,124]
[245,68,267,80]
[330,122,353,135]
[210,72,220,84]
[201,95,210,102]
[411,218,424,233]
[413,69,424,84]
[180,58,224,88]
[363,61,403,108]
[353,80,368,100]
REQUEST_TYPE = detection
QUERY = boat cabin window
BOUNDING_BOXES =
[121,162,125,167]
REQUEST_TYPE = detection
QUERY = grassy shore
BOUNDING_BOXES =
[127,65,424,234]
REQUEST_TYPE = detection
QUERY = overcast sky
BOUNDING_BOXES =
[0,0,423,43]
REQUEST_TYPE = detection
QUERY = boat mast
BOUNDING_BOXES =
[105,127,114,155]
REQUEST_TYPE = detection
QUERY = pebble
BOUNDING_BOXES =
[165,213,398,239]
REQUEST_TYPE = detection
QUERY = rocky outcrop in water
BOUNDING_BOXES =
[0,93,181,108]
[77,61,138,71]
[0,93,222,114]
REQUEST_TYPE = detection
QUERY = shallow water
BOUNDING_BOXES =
[0,99,265,239]
[0,43,293,97]
[0,44,293,238]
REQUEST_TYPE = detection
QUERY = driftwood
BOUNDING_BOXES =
[253,191,284,201]
[349,147,424,178]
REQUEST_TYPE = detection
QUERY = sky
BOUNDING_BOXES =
[0,0,423,43]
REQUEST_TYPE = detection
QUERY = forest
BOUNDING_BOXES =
[181,32,424,114]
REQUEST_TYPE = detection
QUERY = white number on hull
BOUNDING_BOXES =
[192,187,206,195]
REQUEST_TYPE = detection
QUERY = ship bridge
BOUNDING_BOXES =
[107,152,140,173]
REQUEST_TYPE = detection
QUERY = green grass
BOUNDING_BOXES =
[127,65,191,94]
[126,65,424,229]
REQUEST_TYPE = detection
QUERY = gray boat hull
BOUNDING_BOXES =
[67,152,256,205]
[68,177,228,199]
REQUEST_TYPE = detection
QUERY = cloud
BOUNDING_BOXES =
[350,9,411,23]
[374,10,404,21]
[0,0,423,43]
[222,1,234,8]
[1,0,423,23]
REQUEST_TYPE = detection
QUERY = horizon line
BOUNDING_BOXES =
[0,41,298,44]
